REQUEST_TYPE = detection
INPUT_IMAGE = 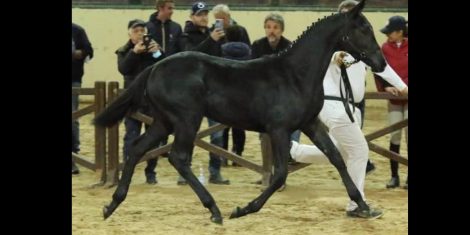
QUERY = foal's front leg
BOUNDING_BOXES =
[230,129,290,219]
[301,118,369,212]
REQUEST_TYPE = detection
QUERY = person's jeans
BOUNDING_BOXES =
[290,130,301,142]
[72,82,81,153]
[207,118,225,177]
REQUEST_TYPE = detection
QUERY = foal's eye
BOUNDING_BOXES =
[362,23,372,31]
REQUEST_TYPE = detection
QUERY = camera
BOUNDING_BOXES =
[143,34,151,49]
[214,19,224,31]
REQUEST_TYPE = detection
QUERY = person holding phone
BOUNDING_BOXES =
[178,2,230,185]
[115,19,163,184]
[210,4,251,56]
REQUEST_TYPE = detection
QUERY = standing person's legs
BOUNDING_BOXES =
[123,117,143,162]
[144,123,161,184]
[387,102,405,188]
[221,128,230,166]
[72,82,81,153]
[231,128,245,156]
[72,82,81,174]
[404,103,408,188]
[207,118,230,184]
[230,128,246,166]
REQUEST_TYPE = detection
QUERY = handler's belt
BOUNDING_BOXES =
[324,95,362,109]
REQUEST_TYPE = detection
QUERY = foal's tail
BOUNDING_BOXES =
[93,66,152,127]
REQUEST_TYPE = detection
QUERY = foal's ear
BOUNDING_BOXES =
[348,0,366,18]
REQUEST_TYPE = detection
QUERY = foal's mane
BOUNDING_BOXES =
[276,12,342,58]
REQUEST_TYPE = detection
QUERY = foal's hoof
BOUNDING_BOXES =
[103,205,112,220]
[210,215,223,225]
[229,206,242,219]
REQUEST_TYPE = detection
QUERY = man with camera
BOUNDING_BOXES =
[115,19,163,184]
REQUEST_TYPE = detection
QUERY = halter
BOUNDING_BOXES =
[337,31,368,123]
[339,63,356,123]
[341,34,367,66]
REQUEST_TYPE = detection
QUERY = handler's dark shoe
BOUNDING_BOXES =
[209,174,230,185]
[386,177,400,188]
[346,207,383,219]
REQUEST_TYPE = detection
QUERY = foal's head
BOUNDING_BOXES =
[335,0,387,72]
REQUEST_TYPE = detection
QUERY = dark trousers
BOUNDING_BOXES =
[222,127,246,155]
[72,82,81,153]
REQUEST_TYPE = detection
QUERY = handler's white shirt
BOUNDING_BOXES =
[323,52,407,102]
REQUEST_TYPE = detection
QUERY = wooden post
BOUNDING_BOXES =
[94,81,107,185]
[260,134,273,187]
[106,82,120,187]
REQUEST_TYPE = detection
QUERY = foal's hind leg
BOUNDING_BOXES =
[168,117,223,225]
[230,129,290,219]
[103,119,170,219]
[300,118,369,212]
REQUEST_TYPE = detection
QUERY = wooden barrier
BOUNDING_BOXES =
[72,81,107,185]
[363,92,408,165]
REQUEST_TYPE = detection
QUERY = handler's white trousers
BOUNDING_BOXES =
[290,100,368,211]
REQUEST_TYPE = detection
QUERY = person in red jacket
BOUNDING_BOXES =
[374,15,408,189]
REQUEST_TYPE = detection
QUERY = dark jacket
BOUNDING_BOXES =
[208,19,251,57]
[251,36,291,59]
[115,40,160,88]
[221,42,251,60]
[146,12,183,57]
[72,23,93,83]
[179,21,219,55]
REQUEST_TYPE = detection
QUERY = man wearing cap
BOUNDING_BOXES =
[178,2,230,185]
[115,19,163,184]
[374,15,408,189]
[180,2,224,54]
[72,23,93,175]
[288,0,408,219]
[146,0,182,57]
